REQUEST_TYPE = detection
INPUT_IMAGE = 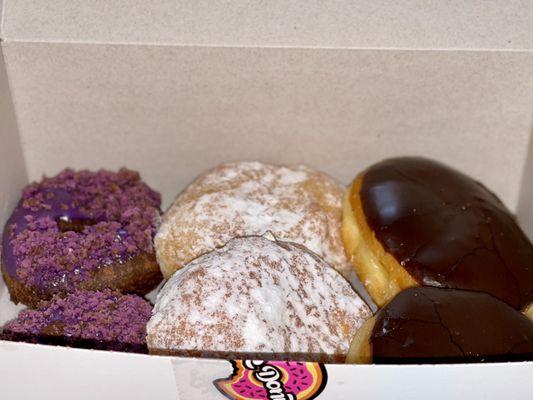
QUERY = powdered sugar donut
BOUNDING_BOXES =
[155,161,351,279]
[147,235,371,362]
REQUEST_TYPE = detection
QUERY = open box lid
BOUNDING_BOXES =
[1,1,533,49]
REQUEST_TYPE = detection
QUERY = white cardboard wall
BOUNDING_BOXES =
[0,47,27,235]
[518,132,533,238]
[0,45,27,327]
[3,42,533,210]
[0,0,4,35]
[0,341,179,400]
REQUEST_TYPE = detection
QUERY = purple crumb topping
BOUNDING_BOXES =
[1,168,161,292]
[2,289,152,352]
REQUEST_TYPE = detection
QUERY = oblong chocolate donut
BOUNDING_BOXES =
[346,287,533,364]
[1,168,163,307]
[342,157,533,312]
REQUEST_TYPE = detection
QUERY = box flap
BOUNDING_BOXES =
[0,341,179,400]
[2,1,532,49]
[172,357,533,400]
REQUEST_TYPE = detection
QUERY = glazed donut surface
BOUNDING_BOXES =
[347,287,533,364]
[343,157,533,311]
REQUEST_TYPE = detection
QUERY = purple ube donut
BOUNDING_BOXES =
[1,168,162,307]
[2,289,152,352]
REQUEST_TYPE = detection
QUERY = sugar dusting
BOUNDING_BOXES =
[147,236,371,362]
[155,162,352,279]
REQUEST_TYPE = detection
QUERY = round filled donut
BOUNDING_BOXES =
[155,161,352,280]
[342,157,533,315]
[147,235,371,362]
[1,168,163,307]
[346,286,533,364]
[2,289,153,353]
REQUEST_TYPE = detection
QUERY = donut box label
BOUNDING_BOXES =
[214,360,327,400]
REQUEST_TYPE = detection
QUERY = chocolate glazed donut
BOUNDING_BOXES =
[342,157,533,315]
[346,287,533,364]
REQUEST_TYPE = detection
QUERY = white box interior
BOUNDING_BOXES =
[1,2,533,399]
[3,42,533,213]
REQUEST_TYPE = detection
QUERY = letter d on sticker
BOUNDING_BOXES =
[213,360,327,400]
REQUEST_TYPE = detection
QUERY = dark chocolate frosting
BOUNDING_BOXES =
[370,287,533,363]
[360,157,533,310]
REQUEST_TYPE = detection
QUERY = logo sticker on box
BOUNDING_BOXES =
[214,360,327,400]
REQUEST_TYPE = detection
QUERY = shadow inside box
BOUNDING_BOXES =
[0,329,148,354]
[157,350,533,364]
[371,353,533,364]
[0,332,343,363]
[146,345,533,364]
[3,332,531,364]
[149,348,347,363]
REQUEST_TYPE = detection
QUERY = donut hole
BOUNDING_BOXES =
[56,216,97,233]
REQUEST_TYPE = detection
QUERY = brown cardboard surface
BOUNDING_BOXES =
[3,42,533,210]
[0,46,27,231]
[2,1,533,50]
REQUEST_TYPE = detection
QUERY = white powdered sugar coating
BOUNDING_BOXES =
[147,236,371,362]
[155,161,351,279]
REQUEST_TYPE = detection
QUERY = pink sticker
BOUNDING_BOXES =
[214,360,327,400]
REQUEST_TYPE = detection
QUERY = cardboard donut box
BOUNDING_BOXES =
[1,2,532,399]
